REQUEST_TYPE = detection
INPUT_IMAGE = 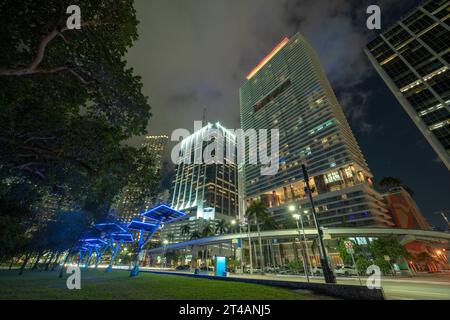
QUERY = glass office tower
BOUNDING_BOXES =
[240,33,393,227]
[170,122,238,220]
[164,123,238,242]
[365,0,450,170]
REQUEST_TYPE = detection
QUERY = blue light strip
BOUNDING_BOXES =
[140,204,187,223]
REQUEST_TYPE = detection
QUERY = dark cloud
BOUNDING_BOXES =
[125,0,450,227]
[339,90,374,133]
[126,0,416,143]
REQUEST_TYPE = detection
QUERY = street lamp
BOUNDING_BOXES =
[289,205,311,282]
[302,164,336,284]
[230,219,238,272]
[163,239,169,269]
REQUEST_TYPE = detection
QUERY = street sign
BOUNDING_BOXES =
[384,255,390,261]
[344,241,354,250]
[346,248,354,255]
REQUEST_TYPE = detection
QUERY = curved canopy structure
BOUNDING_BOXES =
[141,204,186,223]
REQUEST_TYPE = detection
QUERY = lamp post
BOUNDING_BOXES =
[163,239,169,269]
[289,205,311,282]
[231,219,239,273]
[302,164,336,284]
[245,219,254,275]
[440,212,450,228]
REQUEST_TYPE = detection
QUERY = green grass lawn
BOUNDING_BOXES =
[0,269,328,300]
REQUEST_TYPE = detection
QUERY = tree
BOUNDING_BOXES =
[190,231,201,240]
[338,239,370,273]
[378,177,414,197]
[0,0,157,255]
[180,224,191,240]
[214,219,229,235]
[200,221,215,238]
[246,200,275,271]
[166,233,175,244]
[369,236,409,275]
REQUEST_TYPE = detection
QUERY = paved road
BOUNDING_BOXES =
[139,267,450,300]
[230,273,450,300]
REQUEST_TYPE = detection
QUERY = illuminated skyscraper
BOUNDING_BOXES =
[240,33,393,227]
[365,0,450,170]
[164,123,238,242]
[170,123,238,220]
[143,135,169,174]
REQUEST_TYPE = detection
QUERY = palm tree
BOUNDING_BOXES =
[246,200,272,271]
[167,233,175,243]
[190,231,201,240]
[180,224,191,240]
[201,221,215,238]
[378,176,414,196]
[215,219,229,235]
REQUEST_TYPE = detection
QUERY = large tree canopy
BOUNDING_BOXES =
[0,1,158,257]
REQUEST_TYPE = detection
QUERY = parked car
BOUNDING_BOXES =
[312,266,323,276]
[175,265,191,271]
[263,267,279,273]
[335,265,358,277]
[244,268,261,274]
[199,266,214,272]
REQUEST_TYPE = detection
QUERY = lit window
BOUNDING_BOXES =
[344,168,353,178]
[324,171,341,184]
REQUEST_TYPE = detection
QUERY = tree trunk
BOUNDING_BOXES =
[18,253,31,275]
[31,251,44,270]
[59,251,71,278]
[9,256,17,270]
[51,252,62,271]
[256,217,265,272]
[41,252,51,270]
[44,252,56,271]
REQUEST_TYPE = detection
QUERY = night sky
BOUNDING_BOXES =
[126,0,450,227]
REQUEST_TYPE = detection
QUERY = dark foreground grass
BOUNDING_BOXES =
[0,270,329,300]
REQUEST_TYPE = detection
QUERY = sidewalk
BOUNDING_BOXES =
[136,266,450,287]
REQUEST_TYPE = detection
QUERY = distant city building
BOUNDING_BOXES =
[143,135,169,174]
[383,187,431,230]
[365,0,450,170]
[164,122,238,243]
[112,135,169,224]
[240,33,394,227]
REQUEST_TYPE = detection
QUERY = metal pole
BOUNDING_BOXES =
[297,209,313,277]
[239,224,244,273]
[296,219,309,282]
[247,223,253,274]
[302,164,336,284]
[440,212,450,228]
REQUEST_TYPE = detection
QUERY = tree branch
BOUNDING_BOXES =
[0,21,105,76]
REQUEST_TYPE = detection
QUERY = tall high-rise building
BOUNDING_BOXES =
[240,33,393,227]
[143,135,169,174]
[170,122,238,220]
[113,135,169,224]
[164,123,239,242]
[365,0,450,170]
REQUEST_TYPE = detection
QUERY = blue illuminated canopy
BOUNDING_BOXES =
[94,222,127,234]
[80,238,107,247]
[141,204,186,223]
[110,233,134,243]
[127,220,158,232]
